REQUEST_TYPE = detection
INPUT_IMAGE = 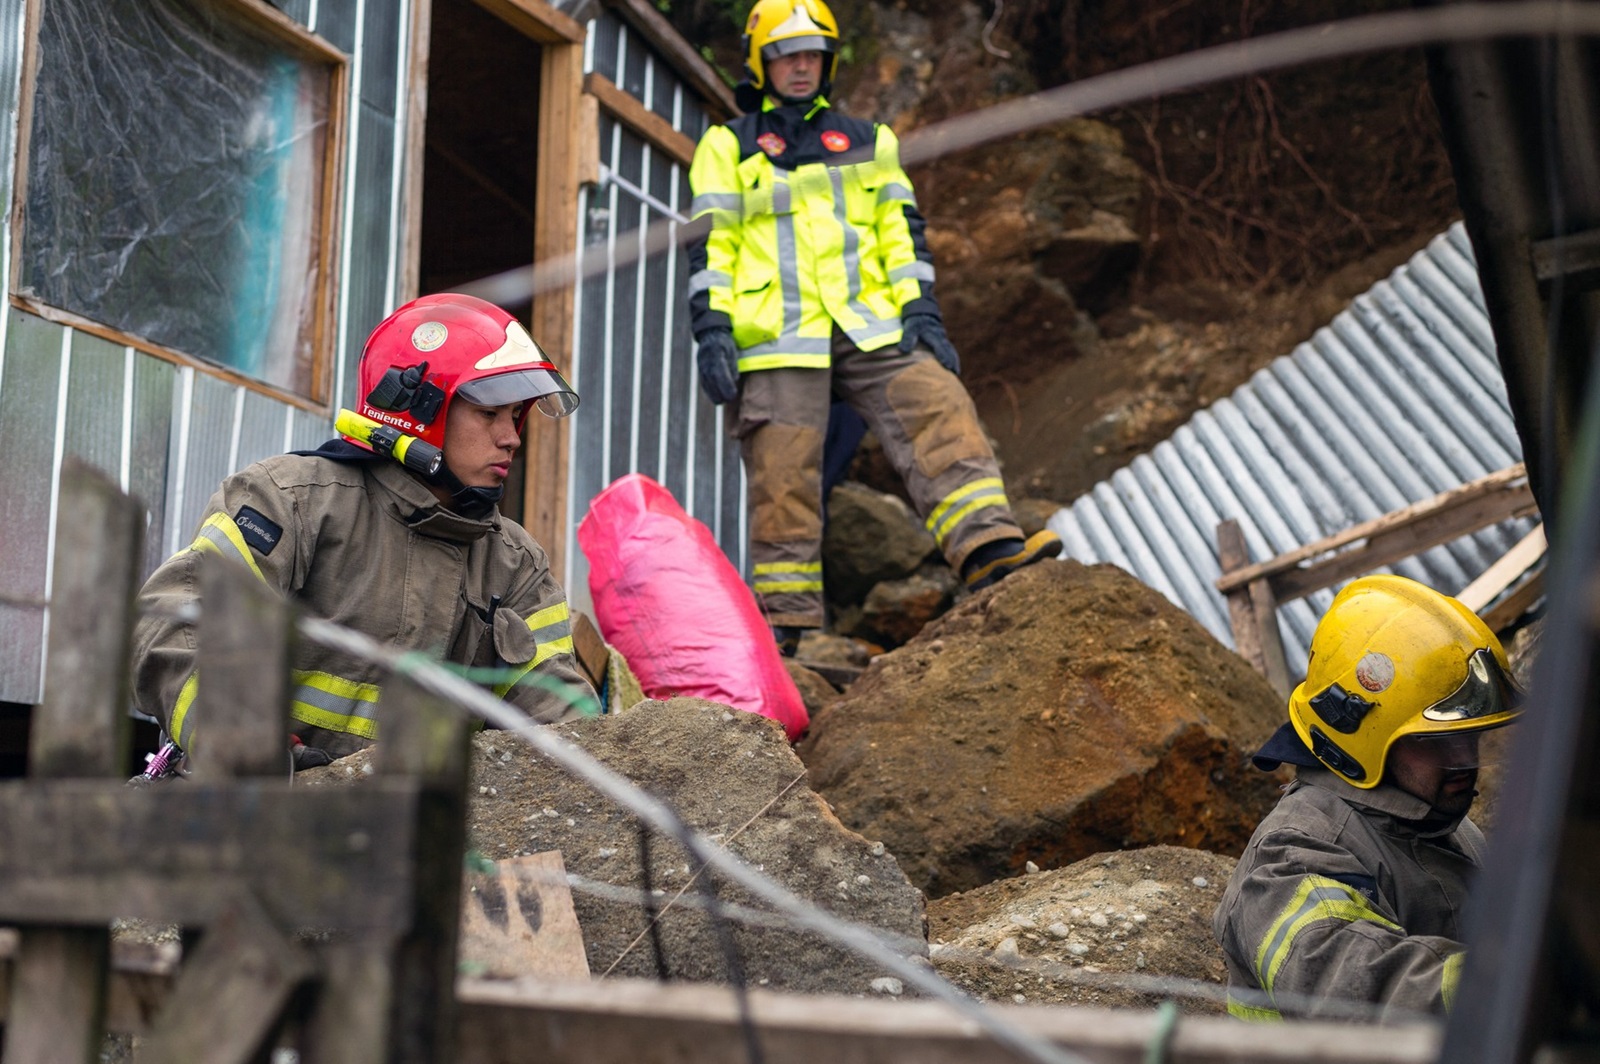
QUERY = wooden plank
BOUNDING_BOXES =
[138,892,313,1064]
[1480,567,1545,634]
[4,463,138,1064]
[524,40,585,578]
[0,781,424,932]
[460,852,590,980]
[1457,524,1546,612]
[302,944,395,1064]
[577,91,601,188]
[192,554,294,779]
[584,71,698,168]
[30,461,143,779]
[379,676,469,1062]
[1216,464,1536,597]
[453,977,1444,1064]
[6,943,1448,1064]
[397,0,433,304]
[1216,519,1268,677]
[603,0,739,121]
[1249,574,1292,696]
[571,612,610,689]
[3,928,109,1064]
[472,0,583,43]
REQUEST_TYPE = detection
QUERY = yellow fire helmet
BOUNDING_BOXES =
[742,0,840,94]
[1288,574,1523,788]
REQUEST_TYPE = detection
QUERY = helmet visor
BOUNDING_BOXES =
[457,366,580,418]
[763,34,838,59]
[1422,647,1523,723]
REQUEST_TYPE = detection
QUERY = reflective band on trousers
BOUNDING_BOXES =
[1225,995,1283,1022]
[1254,876,1402,995]
[753,561,824,595]
[925,478,1009,547]
[494,601,577,698]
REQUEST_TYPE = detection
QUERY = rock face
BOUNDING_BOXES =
[300,698,928,996]
[927,845,1236,1011]
[799,560,1286,897]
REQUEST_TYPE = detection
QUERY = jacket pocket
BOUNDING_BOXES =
[732,259,781,348]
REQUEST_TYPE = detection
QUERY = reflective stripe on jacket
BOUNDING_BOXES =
[132,454,593,759]
[688,97,937,369]
[1213,769,1481,1022]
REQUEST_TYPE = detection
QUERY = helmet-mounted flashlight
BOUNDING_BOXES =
[336,409,443,477]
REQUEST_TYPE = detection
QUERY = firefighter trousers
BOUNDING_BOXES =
[733,330,1024,628]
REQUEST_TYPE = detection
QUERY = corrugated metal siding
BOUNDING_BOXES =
[1048,224,1534,675]
[564,13,745,609]
[0,311,65,701]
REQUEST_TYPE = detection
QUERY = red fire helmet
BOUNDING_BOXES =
[346,293,578,453]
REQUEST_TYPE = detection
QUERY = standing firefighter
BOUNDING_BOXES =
[132,294,597,769]
[686,0,1060,654]
[1213,575,1523,1021]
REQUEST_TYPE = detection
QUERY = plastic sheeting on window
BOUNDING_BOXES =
[20,0,336,395]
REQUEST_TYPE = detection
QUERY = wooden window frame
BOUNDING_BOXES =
[9,0,350,414]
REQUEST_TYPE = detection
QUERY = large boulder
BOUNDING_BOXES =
[928,845,1236,1011]
[301,699,927,995]
[799,560,1285,897]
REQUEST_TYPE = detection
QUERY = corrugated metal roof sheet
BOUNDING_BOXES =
[1046,223,1535,674]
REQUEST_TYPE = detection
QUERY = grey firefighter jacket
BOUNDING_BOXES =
[132,450,595,761]
[1212,767,1481,1022]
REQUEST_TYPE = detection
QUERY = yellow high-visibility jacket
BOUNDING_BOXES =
[131,446,594,760]
[687,96,940,371]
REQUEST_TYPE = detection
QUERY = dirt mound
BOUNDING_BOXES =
[300,699,927,996]
[928,845,1235,1012]
[799,560,1285,897]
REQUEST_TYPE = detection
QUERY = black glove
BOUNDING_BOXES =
[900,313,960,375]
[695,328,741,405]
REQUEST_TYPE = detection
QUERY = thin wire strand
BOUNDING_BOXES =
[460,2,1600,309]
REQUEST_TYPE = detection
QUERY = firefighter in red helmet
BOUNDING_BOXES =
[132,294,594,769]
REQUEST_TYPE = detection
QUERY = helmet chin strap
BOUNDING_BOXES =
[428,463,502,520]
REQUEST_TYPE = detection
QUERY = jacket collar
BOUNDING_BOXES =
[761,93,831,120]
[1295,767,1470,838]
[367,460,499,544]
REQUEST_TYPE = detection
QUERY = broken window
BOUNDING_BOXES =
[17,0,344,399]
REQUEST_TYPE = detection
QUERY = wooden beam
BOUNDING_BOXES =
[397,0,435,303]
[0,781,427,932]
[1480,567,1545,634]
[471,0,583,44]
[585,71,698,168]
[1216,464,1537,602]
[524,40,586,579]
[1216,519,1290,694]
[192,554,295,779]
[603,0,739,121]
[4,945,1448,1064]
[1457,524,1546,613]
[3,463,141,1064]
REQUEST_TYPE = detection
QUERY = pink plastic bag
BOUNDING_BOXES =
[578,474,809,740]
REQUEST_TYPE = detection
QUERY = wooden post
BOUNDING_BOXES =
[302,674,468,1064]
[1216,519,1291,696]
[190,554,295,780]
[3,461,143,1064]
[524,36,585,579]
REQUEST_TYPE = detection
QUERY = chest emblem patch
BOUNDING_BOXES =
[757,132,787,157]
[821,130,851,152]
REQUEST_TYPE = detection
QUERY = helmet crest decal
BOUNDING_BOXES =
[1354,651,1395,693]
[410,321,448,352]
[1309,683,1375,735]
[475,324,544,369]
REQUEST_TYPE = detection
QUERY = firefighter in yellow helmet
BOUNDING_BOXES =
[686,0,1060,654]
[1213,575,1523,1022]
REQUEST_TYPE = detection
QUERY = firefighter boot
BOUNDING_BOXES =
[962,530,1064,591]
